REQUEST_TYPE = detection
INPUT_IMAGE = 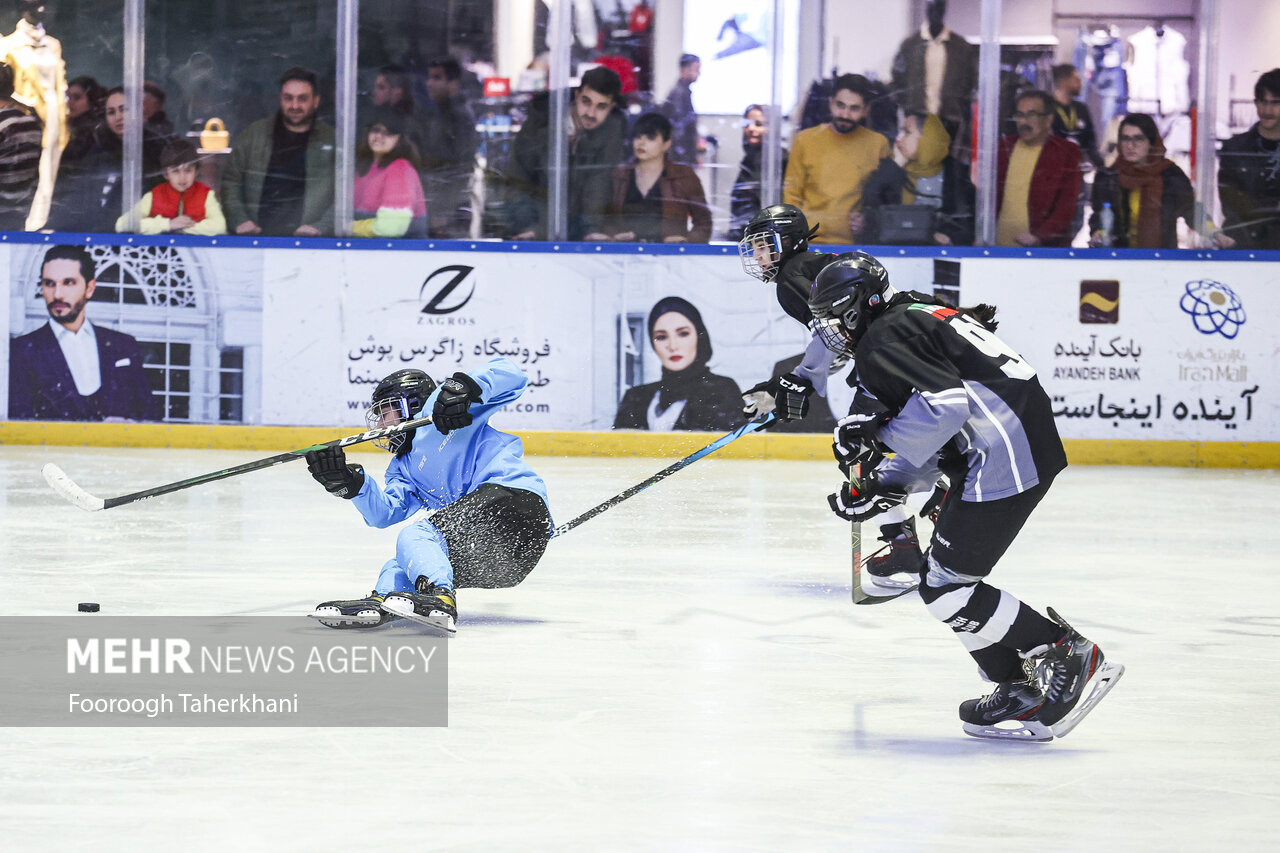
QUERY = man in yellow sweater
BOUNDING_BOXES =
[784,74,890,244]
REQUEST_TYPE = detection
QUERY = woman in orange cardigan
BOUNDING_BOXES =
[605,112,711,243]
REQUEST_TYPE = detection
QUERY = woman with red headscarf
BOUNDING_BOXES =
[1088,113,1211,249]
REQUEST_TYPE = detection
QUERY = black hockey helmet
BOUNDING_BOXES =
[738,203,820,282]
[367,368,437,456]
[808,251,895,358]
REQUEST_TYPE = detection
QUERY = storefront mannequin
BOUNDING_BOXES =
[1,0,67,230]
[890,0,977,161]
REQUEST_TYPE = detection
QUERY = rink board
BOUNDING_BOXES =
[2,239,1277,465]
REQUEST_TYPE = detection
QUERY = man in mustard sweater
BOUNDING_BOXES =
[784,74,890,245]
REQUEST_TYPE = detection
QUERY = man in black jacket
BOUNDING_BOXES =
[1217,68,1280,249]
[504,66,625,241]
[421,58,478,238]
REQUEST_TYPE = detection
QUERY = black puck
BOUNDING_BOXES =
[78,602,100,613]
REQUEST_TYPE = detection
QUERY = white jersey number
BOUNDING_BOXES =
[949,315,1037,380]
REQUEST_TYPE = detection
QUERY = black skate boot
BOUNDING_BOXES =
[958,678,1052,742]
[866,520,926,580]
[380,577,458,635]
[309,592,400,629]
[1029,607,1125,737]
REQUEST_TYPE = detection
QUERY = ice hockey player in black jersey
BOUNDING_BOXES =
[809,251,1123,741]
[737,203,928,581]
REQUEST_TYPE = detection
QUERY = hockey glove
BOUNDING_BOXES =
[828,469,909,523]
[742,372,813,422]
[305,446,365,499]
[832,391,893,469]
[433,371,484,434]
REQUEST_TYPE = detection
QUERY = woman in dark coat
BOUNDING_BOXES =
[614,296,742,432]
[1089,113,1194,249]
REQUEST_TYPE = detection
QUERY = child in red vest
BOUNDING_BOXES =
[116,139,226,234]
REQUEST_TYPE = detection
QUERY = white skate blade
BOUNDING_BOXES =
[963,718,1054,743]
[854,572,919,605]
[1050,662,1124,738]
[379,597,456,636]
[868,573,918,591]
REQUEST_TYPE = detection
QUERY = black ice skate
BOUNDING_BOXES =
[380,577,457,635]
[958,679,1053,742]
[865,521,925,590]
[1030,607,1124,738]
[309,592,400,629]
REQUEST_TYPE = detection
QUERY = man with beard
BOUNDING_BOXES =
[223,66,335,237]
[783,73,889,245]
[8,245,157,421]
[504,65,625,241]
[995,89,1082,247]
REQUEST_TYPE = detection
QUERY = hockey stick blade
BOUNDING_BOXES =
[41,463,107,512]
[42,414,434,511]
[550,414,776,538]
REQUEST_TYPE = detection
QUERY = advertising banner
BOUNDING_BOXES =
[960,258,1278,441]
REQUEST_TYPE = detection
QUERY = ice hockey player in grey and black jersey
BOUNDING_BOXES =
[810,250,1124,741]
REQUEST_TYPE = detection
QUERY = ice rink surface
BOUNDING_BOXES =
[1,443,1278,852]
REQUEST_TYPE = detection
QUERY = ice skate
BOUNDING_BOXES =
[380,577,458,635]
[865,520,925,590]
[1030,607,1124,738]
[309,592,400,629]
[958,678,1053,742]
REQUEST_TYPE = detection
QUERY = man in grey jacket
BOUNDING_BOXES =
[222,67,335,237]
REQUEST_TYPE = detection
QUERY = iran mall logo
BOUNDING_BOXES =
[1179,279,1246,339]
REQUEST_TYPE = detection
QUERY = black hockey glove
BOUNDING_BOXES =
[828,469,909,523]
[305,446,365,499]
[433,371,484,434]
[832,390,893,469]
[742,372,813,422]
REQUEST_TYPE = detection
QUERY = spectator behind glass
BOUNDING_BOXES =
[1216,68,1280,249]
[46,86,165,232]
[222,66,335,237]
[0,61,42,230]
[613,296,742,432]
[1089,113,1225,250]
[728,104,788,240]
[605,112,710,243]
[661,53,700,165]
[116,139,226,235]
[783,73,890,244]
[62,75,105,168]
[995,89,1082,247]
[857,112,975,246]
[142,80,174,140]
[421,57,477,238]
[353,107,427,239]
[504,65,626,241]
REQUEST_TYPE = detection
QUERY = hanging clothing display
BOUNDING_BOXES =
[1126,25,1190,115]
[0,18,67,230]
[1076,26,1128,126]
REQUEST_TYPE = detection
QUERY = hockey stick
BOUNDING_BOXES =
[849,466,920,606]
[41,414,436,512]
[550,413,776,539]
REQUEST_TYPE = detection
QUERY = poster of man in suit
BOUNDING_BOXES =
[8,245,158,421]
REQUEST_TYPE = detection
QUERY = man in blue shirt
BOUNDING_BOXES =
[305,358,552,634]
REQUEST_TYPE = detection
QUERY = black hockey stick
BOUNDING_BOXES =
[41,415,435,512]
[549,413,776,539]
[849,466,920,606]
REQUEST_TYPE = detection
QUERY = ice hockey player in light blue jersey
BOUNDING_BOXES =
[305,357,552,634]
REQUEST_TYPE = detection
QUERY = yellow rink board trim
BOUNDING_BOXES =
[1,421,1276,469]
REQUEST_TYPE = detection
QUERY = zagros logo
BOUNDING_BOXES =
[419,265,476,315]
